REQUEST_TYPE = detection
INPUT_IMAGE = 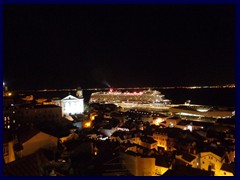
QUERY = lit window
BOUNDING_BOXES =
[7,125,10,129]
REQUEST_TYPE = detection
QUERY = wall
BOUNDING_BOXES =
[200,152,224,175]
[120,152,155,176]
[155,165,169,176]
[4,141,16,164]
[152,133,168,150]
[61,98,84,116]
[16,106,62,123]
[215,170,233,176]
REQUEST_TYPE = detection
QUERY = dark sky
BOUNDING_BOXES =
[4,4,235,90]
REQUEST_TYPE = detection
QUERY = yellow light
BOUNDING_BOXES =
[8,92,12,96]
[155,118,163,125]
[90,115,96,121]
[84,121,91,128]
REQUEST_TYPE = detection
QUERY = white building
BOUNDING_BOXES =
[52,89,84,116]
[61,95,84,116]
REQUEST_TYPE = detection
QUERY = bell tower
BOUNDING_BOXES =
[76,87,83,98]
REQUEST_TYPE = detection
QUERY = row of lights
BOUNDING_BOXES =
[129,110,164,117]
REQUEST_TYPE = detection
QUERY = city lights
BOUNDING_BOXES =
[84,121,91,128]
[3,3,235,176]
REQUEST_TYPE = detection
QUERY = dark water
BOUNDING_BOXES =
[159,88,235,107]
[20,88,235,107]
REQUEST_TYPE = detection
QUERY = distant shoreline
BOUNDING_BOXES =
[12,84,235,93]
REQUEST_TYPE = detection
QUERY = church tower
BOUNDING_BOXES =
[76,87,83,98]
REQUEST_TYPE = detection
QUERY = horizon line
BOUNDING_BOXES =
[12,84,235,92]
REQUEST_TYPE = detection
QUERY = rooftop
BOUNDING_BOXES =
[17,128,41,143]
[163,164,214,176]
[140,136,157,144]
[182,153,196,162]
[4,150,49,176]
[220,163,235,174]
[155,156,172,168]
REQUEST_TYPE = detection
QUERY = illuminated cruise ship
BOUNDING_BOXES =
[89,89,171,110]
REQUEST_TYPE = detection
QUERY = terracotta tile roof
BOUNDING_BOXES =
[18,128,40,143]
[3,131,14,143]
[155,156,172,168]
[220,163,235,174]
[4,150,49,176]
[140,136,157,144]
[182,153,196,162]
[202,146,226,158]
[163,164,214,176]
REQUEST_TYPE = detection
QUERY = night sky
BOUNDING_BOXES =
[4,4,235,90]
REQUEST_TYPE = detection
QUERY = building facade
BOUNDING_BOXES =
[53,89,84,116]
[60,95,84,116]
